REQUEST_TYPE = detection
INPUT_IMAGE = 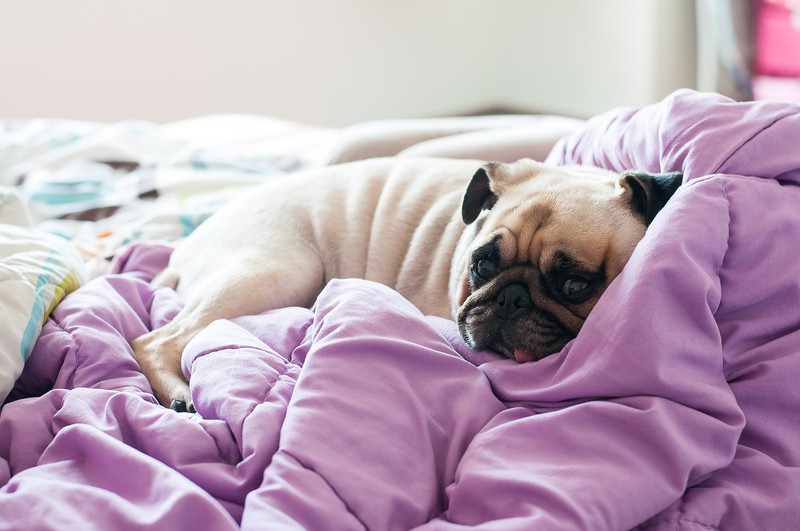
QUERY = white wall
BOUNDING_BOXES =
[499,0,697,118]
[0,0,696,126]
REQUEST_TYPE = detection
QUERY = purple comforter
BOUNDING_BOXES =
[2,90,799,530]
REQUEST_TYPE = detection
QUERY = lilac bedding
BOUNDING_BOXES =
[2,90,799,530]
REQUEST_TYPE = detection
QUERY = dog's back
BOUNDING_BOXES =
[169,157,485,318]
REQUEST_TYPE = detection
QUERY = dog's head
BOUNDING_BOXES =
[452,159,682,362]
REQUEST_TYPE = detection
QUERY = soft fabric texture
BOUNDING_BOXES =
[546,88,800,529]
[0,188,85,402]
[2,90,799,530]
[324,114,585,164]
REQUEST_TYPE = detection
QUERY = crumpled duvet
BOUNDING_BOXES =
[2,90,799,530]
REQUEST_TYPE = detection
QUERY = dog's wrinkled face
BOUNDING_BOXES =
[453,159,682,362]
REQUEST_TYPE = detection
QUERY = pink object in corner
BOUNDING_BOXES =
[753,0,800,102]
[751,74,800,102]
[755,0,800,77]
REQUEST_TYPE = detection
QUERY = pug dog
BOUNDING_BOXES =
[132,157,681,411]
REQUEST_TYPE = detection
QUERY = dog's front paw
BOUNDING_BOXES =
[169,398,195,414]
[132,333,194,412]
[159,378,193,413]
[145,361,194,413]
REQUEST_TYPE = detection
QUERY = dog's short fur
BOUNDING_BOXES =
[132,157,681,411]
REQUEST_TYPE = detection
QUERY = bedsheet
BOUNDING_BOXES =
[1,90,799,530]
[0,189,86,403]
[0,115,337,265]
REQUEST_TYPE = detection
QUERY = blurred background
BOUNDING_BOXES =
[0,0,796,126]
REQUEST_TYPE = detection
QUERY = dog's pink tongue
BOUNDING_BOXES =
[513,349,537,363]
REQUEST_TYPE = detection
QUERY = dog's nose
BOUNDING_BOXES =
[494,283,533,320]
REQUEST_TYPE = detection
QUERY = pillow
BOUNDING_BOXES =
[0,188,86,402]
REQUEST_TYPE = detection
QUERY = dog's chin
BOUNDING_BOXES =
[456,305,573,363]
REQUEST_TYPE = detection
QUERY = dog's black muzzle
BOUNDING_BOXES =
[494,283,533,320]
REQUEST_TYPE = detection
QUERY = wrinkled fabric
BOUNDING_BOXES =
[1,251,505,530]
[1,90,799,530]
[544,89,800,529]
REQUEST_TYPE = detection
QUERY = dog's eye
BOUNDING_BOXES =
[475,258,497,280]
[471,254,499,284]
[470,238,502,287]
[562,276,590,299]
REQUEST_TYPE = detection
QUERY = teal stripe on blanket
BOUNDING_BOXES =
[179,214,196,236]
[19,253,60,361]
[179,213,212,236]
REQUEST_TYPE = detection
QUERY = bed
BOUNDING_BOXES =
[1,90,798,530]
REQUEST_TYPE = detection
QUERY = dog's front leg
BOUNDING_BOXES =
[132,310,206,411]
[133,255,325,411]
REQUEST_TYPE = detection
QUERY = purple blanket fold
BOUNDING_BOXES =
[2,90,799,530]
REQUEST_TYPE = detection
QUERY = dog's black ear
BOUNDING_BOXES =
[621,171,683,225]
[462,164,500,224]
